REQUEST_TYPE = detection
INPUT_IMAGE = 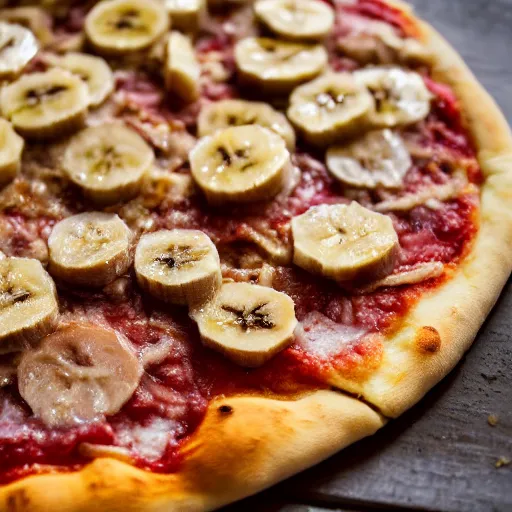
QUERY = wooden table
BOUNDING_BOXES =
[223,1,512,510]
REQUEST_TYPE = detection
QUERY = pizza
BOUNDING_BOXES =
[0,0,510,510]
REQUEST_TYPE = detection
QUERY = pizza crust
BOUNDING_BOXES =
[0,391,384,511]
[0,3,511,511]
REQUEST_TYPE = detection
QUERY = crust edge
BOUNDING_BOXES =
[0,391,385,512]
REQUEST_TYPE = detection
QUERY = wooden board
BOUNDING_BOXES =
[222,1,512,511]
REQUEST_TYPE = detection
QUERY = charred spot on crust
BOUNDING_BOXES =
[6,489,30,512]
[218,404,233,415]
[416,326,441,354]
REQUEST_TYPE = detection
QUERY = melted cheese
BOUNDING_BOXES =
[296,311,367,358]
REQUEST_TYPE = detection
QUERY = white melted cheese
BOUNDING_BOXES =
[296,311,367,358]
[116,417,178,462]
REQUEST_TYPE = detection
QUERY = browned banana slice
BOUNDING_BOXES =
[48,212,132,287]
[0,257,58,354]
[18,324,142,427]
[190,282,297,367]
[291,202,399,284]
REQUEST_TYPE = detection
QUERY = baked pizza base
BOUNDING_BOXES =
[1,2,511,511]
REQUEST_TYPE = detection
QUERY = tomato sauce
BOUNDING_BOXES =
[0,0,481,482]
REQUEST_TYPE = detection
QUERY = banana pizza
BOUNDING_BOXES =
[0,1,510,511]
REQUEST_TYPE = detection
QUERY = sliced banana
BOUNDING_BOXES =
[135,229,221,306]
[190,282,297,367]
[197,99,296,151]
[355,67,432,127]
[62,123,154,204]
[85,0,169,56]
[164,0,204,32]
[254,0,334,41]
[0,257,59,354]
[287,72,374,147]
[48,212,132,287]
[0,7,53,47]
[18,324,142,427]
[0,68,88,140]
[165,31,200,104]
[46,52,114,107]
[234,37,327,93]
[291,202,399,284]
[0,22,39,79]
[0,118,24,187]
[189,125,290,204]
[326,129,411,189]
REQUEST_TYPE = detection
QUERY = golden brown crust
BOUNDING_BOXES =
[0,392,384,511]
[1,3,511,511]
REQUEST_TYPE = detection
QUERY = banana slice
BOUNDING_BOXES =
[46,52,114,107]
[355,67,432,127]
[164,0,204,32]
[85,0,169,56]
[291,202,399,284]
[234,37,327,93]
[254,0,334,41]
[0,68,88,140]
[190,282,297,367]
[165,31,200,104]
[0,7,53,46]
[326,129,411,189]
[18,324,142,427]
[197,99,296,151]
[0,257,59,354]
[287,72,374,147]
[135,229,221,306]
[48,212,132,287]
[62,123,154,204]
[0,22,39,79]
[189,125,290,204]
[0,118,24,187]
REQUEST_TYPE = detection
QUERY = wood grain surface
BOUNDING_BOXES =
[222,1,512,511]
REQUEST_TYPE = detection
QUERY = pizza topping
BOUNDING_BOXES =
[165,31,200,104]
[355,67,432,128]
[0,22,39,80]
[0,257,58,354]
[356,261,444,294]
[45,52,114,108]
[237,223,293,265]
[338,17,431,66]
[286,72,374,147]
[374,170,469,212]
[254,0,335,41]
[62,123,154,205]
[135,229,222,306]
[79,442,134,463]
[0,7,53,47]
[327,129,411,189]
[291,202,399,284]
[190,282,297,367]
[17,324,142,427]
[198,99,296,151]
[296,311,368,358]
[0,119,24,188]
[189,125,291,204]
[48,212,132,287]
[164,0,204,32]
[234,37,328,93]
[0,68,88,140]
[85,0,169,56]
